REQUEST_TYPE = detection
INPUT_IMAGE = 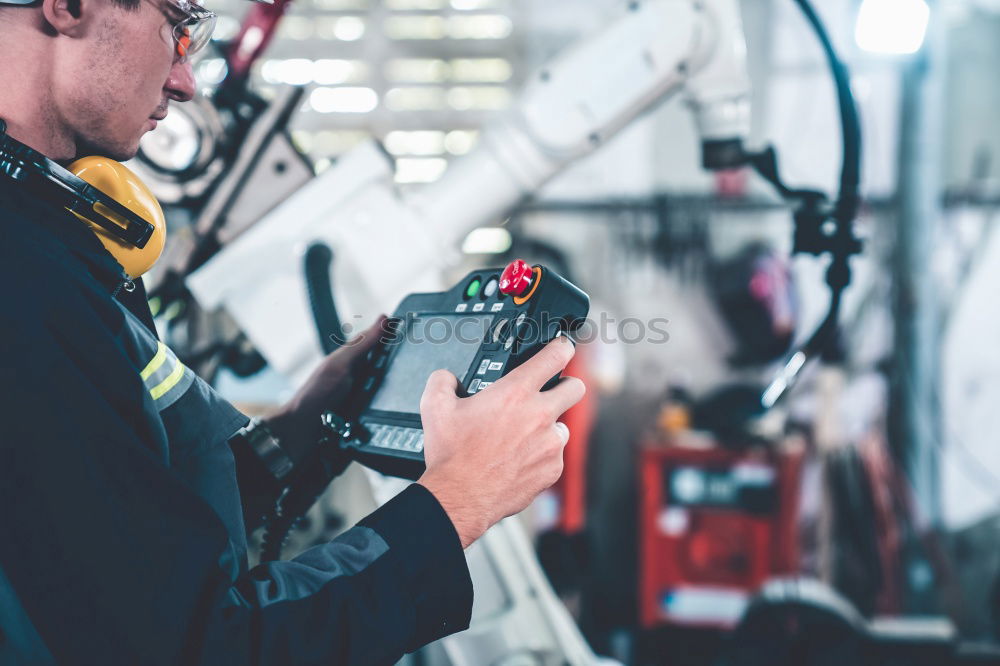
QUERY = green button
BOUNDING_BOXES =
[466,278,482,299]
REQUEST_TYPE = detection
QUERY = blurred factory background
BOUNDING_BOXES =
[129,0,1000,663]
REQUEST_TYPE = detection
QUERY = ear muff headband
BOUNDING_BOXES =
[0,120,166,278]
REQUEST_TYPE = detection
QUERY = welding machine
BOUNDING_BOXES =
[638,443,802,629]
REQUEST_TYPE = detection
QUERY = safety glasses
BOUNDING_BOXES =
[162,0,217,62]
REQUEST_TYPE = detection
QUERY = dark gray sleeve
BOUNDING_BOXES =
[0,287,472,666]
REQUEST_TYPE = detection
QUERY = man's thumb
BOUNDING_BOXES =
[421,369,460,409]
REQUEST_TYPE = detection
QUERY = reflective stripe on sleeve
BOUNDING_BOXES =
[139,341,195,411]
[140,342,168,381]
[149,361,186,401]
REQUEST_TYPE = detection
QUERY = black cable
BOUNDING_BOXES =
[757,0,864,408]
[793,0,862,219]
[304,242,345,354]
[803,288,843,358]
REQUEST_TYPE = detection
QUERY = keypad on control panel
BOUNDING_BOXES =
[367,423,424,453]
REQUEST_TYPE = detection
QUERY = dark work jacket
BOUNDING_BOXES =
[0,178,472,665]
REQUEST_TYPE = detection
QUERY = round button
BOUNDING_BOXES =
[492,318,511,343]
[505,313,528,351]
[465,277,482,299]
[499,259,534,296]
[483,277,499,298]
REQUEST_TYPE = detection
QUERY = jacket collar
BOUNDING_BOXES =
[0,177,129,294]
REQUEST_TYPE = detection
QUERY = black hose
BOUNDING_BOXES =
[793,0,863,220]
[304,242,345,354]
[794,0,862,338]
[757,0,864,409]
[802,288,843,358]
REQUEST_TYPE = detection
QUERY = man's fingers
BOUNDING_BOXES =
[420,369,460,412]
[504,335,576,392]
[541,376,586,417]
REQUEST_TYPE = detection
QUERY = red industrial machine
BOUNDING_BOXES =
[639,442,803,629]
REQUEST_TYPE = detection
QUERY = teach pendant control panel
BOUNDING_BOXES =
[339,259,590,480]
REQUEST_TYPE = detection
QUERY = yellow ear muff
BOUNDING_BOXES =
[67,157,166,280]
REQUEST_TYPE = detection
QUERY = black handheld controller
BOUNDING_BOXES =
[338,259,590,480]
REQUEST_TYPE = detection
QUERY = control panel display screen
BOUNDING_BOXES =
[368,314,493,415]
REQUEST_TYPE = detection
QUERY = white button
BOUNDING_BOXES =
[504,336,514,350]
[477,359,490,375]
[483,278,499,297]
[472,303,485,312]
[469,379,482,393]
[414,435,425,452]
[488,361,503,371]
[490,302,504,312]
[492,319,509,342]
[455,303,468,312]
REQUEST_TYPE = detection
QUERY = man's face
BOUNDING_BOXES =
[54,0,197,161]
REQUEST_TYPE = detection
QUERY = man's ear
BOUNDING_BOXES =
[40,0,94,36]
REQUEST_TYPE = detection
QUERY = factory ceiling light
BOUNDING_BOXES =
[855,0,931,54]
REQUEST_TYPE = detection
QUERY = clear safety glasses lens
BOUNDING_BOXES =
[171,5,216,60]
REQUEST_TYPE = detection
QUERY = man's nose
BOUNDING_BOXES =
[165,59,196,103]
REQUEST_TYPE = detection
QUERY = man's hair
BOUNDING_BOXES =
[0,0,142,12]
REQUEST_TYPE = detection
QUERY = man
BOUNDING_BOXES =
[0,0,585,662]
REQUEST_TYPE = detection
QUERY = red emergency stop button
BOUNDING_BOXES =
[499,259,534,297]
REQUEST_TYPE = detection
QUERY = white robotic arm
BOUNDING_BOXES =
[409,0,751,234]
[187,0,751,383]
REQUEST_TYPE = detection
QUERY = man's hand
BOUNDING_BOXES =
[417,336,585,549]
[266,316,389,462]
